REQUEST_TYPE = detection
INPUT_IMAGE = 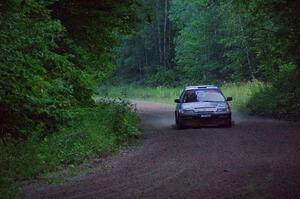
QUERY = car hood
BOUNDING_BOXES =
[181,102,227,111]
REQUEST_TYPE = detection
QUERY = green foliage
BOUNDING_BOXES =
[110,0,176,85]
[0,0,141,137]
[101,80,300,119]
[0,0,142,197]
[144,69,182,87]
[1,1,73,138]
[109,0,300,120]
[246,64,300,119]
[98,82,260,111]
[244,85,277,116]
[99,85,181,104]
[0,102,140,198]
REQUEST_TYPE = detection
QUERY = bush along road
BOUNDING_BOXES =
[20,101,300,199]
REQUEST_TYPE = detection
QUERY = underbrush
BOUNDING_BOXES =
[98,82,261,111]
[99,85,181,104]
[245,83,300,120]
[99,81,300,120]
[221,82,263,111]
[0,101,140,198]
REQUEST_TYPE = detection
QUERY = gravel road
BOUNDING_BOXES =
[21,101,300,199]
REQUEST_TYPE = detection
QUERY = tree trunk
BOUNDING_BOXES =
[168,21,172,67]
[239,16,255,80]
[163,0,168,68]
[138,60,143,81]
[144,40,148,66]
[156,1,162,65]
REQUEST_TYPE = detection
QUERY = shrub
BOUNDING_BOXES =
[0,101,140,198]
[245,64,300,120]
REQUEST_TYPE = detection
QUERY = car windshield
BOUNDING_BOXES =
[182,89,225,103]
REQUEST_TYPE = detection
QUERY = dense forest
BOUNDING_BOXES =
[0,0,141,138]
[1,0,141,197]
[110,0,300,118]
[1,0,300,197]
[2,0,299,140]
[113,0,300,84]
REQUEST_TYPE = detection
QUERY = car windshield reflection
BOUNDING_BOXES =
[182,89,225,103]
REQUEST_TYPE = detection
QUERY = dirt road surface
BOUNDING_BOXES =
[21,101,300,199]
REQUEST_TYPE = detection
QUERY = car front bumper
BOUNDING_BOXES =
[179,112,231,126]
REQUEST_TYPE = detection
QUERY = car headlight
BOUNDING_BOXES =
[179,109,193,114]
[216,107,229,112]
[216,104,229,112]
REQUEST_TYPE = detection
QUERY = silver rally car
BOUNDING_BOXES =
[174,85,233,129]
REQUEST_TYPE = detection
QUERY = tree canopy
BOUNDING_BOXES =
[110,0,300,118]
[0,0,141,138]
[1,0,300,137]
[112,0,299,85]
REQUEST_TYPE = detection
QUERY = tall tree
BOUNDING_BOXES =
[111,0,176,85]
[0,0,141,138]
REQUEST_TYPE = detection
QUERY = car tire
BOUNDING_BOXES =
[224,119,232,128]
[175,116,184,130]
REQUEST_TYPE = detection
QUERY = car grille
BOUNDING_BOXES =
[194,107,216,112]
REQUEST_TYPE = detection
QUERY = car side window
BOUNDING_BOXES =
[182,91,197,103]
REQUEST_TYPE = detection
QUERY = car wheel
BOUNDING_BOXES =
[175,116,184,130]
[224,119,232,128]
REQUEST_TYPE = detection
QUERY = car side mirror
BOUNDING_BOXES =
[174,99,181,103]
[226,97,233,101]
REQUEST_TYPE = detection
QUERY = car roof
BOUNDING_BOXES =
[184,85,219,91]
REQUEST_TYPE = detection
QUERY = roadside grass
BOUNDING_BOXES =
[98,81,263,111]
[0,101,140,198]
[221,82,264,111]
[99,85,181,104]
